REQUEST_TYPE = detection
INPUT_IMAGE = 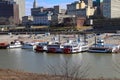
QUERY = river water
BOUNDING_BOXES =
[0,48,120,78]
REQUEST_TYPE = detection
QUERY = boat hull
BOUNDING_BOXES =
[0,46,8,49]
[35,45,47,52]
[22,46,35,49]
[47,48,63,53]
[8,45,22,49]
[88,50,112,53]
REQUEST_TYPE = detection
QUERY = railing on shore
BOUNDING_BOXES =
[0,31,94,35]
[0,28,118,35]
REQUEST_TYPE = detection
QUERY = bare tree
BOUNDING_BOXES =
[63,17,76,28]
[46,58,89,80]
[0,17,7,25]
[8,16,14,25]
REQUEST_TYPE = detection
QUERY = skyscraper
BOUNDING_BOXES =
[96,0,102,15]
[103,0,120,18]
[0,0,19,25]
[14,0,25,21]
[2,0,25,21]
[96,0,100,6]
[33,0,37,8]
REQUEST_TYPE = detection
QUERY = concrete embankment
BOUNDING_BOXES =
[0,34,48,43]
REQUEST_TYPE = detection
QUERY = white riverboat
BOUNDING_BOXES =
[8,40,23,49]
[88,38,120,53]
[63,40,89,54]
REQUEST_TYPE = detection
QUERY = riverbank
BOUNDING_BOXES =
[0,69,119,80]
[0,33,120,46]
[0,69,54,80]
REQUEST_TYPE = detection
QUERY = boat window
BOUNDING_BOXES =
[25,44,33,46]
[48,45,60,48]
[39,43,48,45]
[73,45,78,47]
[64,46,72,48]
[29,44,33,46]
[90,48,106,50]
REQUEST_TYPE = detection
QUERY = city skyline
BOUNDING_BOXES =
[26,0,80,15]
[1,0,101,16]
[26,0,101,15]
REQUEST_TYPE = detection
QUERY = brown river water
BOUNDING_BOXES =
[0,48,120,78]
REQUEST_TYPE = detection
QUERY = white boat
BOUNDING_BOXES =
[88,38,120,53]
[21,42,38,49]
[63,40,89,54]
[8,40,23,49]
[88,44,120,53]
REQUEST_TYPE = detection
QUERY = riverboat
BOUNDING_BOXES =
[63,41,89,54]
[47,42,64,53]
[8,40,23,49]
[88,38,120,53]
